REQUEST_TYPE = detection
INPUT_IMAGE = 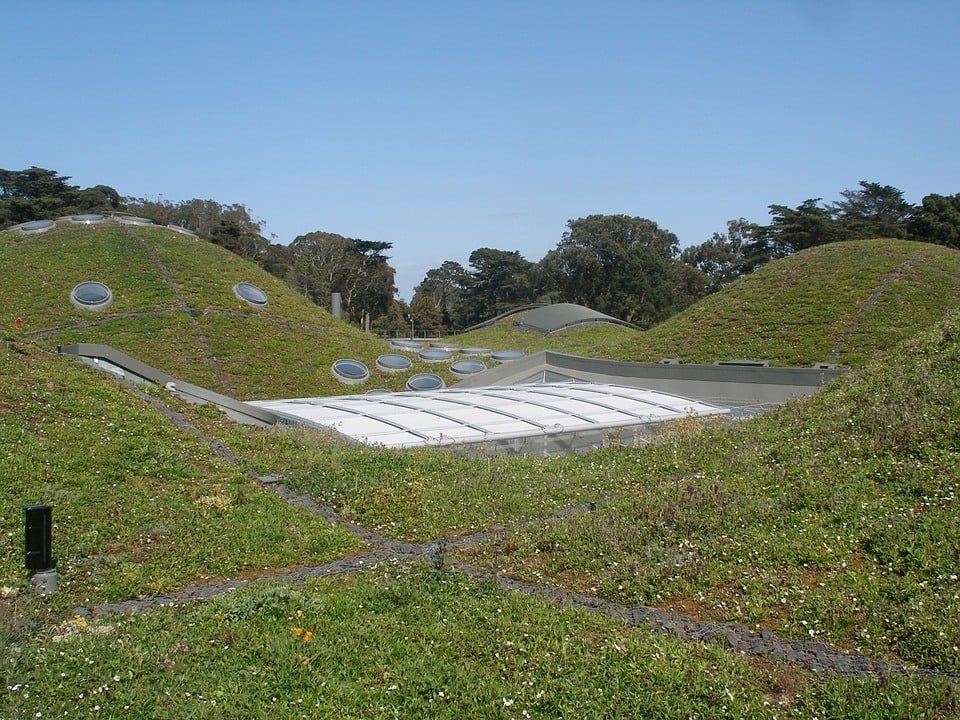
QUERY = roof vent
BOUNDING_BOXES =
[713,359,769,367]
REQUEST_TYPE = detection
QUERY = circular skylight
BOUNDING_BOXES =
[390,339,422,351]
[115,215,154,226]
[491,350,526,362]
[331,359,370,385]
[406,373,445,391]
[70,281,114,311]
[429,342,460,352]
[450,359,487,378]
[376,353,413,373]
[460,347,491,356]
[19,219,56,234]
[233,282,268,308]
[166,225,199,237]
[69,214,106,224]
[419,348,453,363]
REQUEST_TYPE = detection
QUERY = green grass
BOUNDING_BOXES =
[3,567,955,719]
[0,338,360,609]
[3,228,960,714]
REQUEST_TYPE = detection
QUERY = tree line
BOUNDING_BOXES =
[4,168,959,336]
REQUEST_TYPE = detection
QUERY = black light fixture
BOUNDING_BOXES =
[24,504,53,571]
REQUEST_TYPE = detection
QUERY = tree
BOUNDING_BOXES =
[756,199,840,255]
[831,181,913,239]
[909,193,960,249]
[551,215,681,326]
[122,197,267,256]
[680,218,761,289]
[459,248,537,326]
[289,231,396,330]
[0,167,120,224]
[413,260,471,331]
[408,292,445,337]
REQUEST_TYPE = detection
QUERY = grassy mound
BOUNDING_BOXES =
[1,236,959,713]
[453,239,960,368]
[1,223,398,399]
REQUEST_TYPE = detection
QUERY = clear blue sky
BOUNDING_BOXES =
[6,1,959,300]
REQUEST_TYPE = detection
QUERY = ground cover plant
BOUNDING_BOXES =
[0,338,360,612]
[453,308,960,674]
[3,230,960,715]
[3,566,955,719]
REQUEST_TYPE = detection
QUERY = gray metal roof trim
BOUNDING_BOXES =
[58,343,279,426]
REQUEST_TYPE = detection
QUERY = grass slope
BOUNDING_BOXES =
[452,239,960,368]
[1,223,391,399]
[1,259,959,714]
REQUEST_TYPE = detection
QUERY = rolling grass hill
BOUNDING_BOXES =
[1,222,420,399]
[3,225,960,716]
[452,239,960,368]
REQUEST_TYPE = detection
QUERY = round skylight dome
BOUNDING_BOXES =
[429,342,460,352]
[115,215,154,226]
[390,339,422,351]
[332,359,370,385]
[450,359,486,378]
[69,214,106,224]
[19,219,56,234]
[491,350,526,362]
[233,282,268,308]
[70,281,113,311]
[460,347,491,356]
[419,348,452,363]
[376,353,413,373]
[166,225,199,237]
[406,373,445,391]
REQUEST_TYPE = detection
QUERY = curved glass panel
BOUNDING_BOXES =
[70,281,113,311]
[20,219,55,233]
[450,359,486,378]
[460,347,491,356]
[491,350,526,362]
[406,373,445,391]
[376,353,413,373]
[331,359,370,385]
[390,339,422,351]
[234,282,268,308]
[419,349,452,363]
[69,214,106,224]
